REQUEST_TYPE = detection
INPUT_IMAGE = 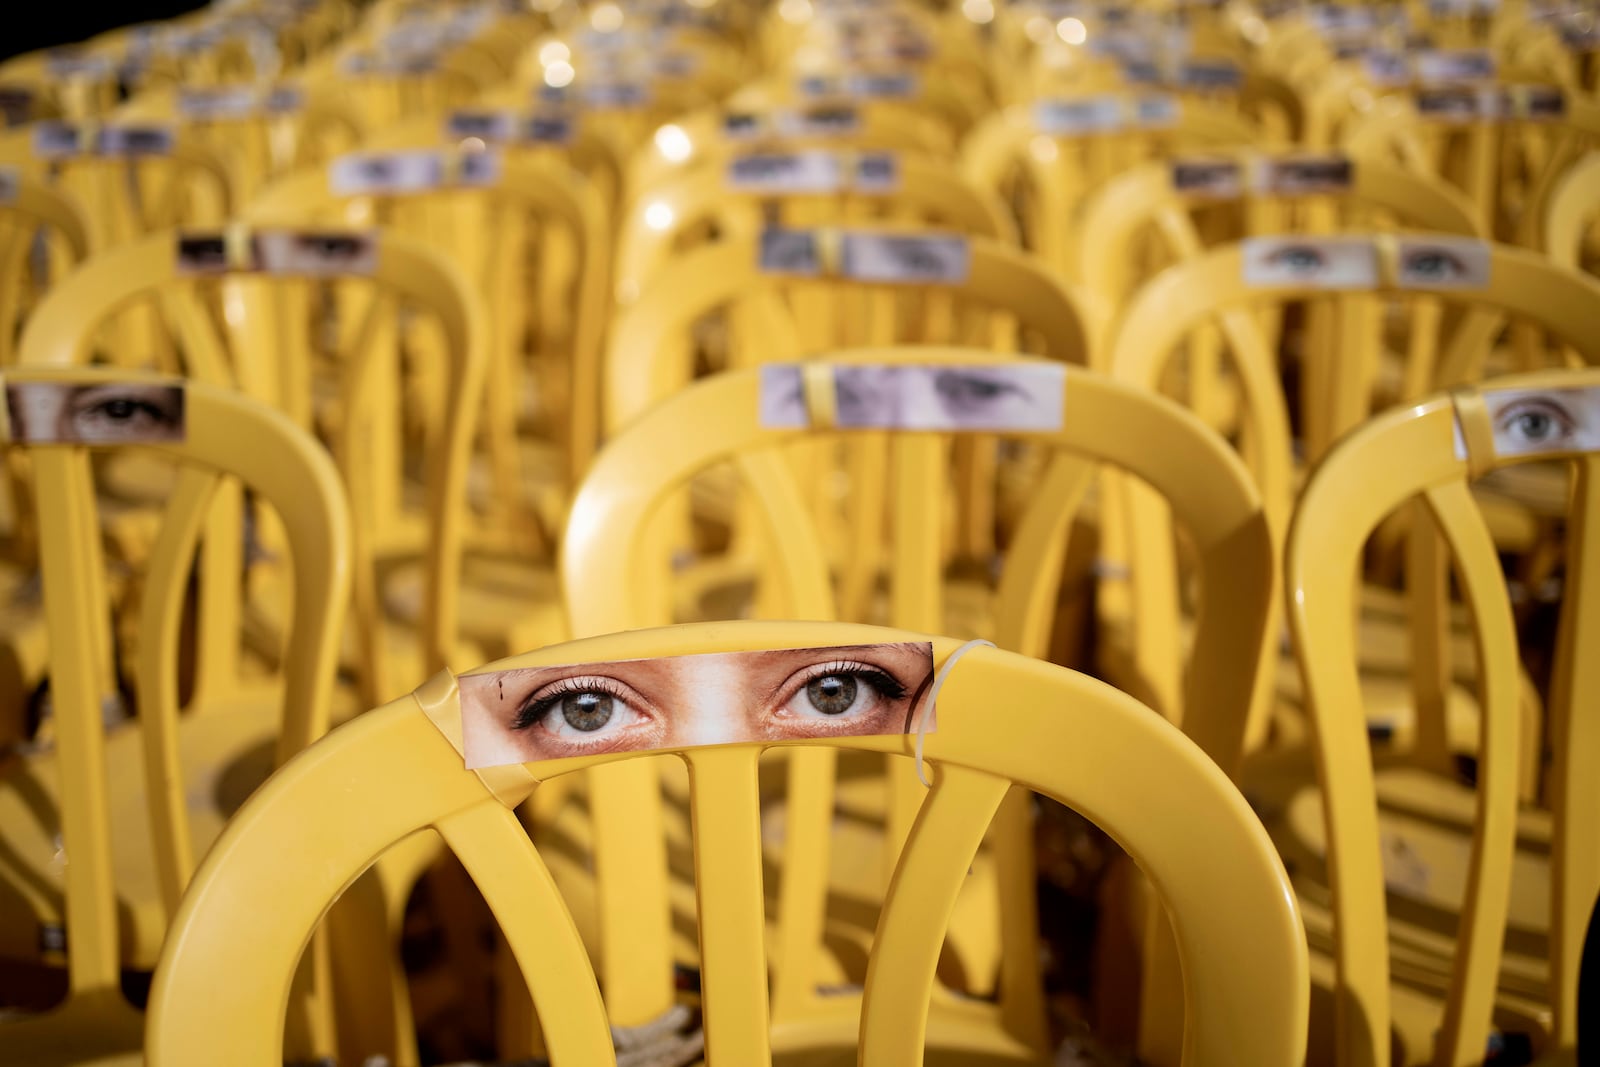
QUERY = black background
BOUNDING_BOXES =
[2,1,209,62]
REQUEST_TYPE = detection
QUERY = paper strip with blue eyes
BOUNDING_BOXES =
[458,642,937,768]
[758,228,971,284]
[329,148,503,196]
[32,123,176,160]
[759,363,1067,431]
[580,81,654,110]
[1413,48,1497,86]
[1459,386,1600,461]
[1242,236,1380,288]
[3,380,186,446]
[1392,236,1490,289]
[726,150,899,195]
[1032,96,1127,137]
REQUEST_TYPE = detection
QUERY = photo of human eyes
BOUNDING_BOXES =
[1242,236,1379,288]
[758,363,1066,432]
[458,642,936,767]
[176,232,262,275]
[109,126,175,157]
[447,110,509,140]
[457,150,502,185]
[841,233,969,284]
[5,381,186,445]
[723,111,762,137]
[758,228,822,275]
[1181,60,1242,89]
[1508,86,1565,119]
[264,87,304,114]
[854,153,897,191]
[257,230,378,276]
[1393,237,1489,289]
[1416,49,1495,86]
[1171,158,1243,197]
[32,122,84,158]
[1416,88,1484,121]
[525,115,573,143]
[1477,387,1600,459]
[1260,154,1354,196]
[0,167,18,203]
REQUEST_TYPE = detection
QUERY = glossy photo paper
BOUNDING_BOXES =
[5,380,185,444]
[1463,385,1600,460]
[759,362,1067,431]
[460,642,936,767]
[1242,236,1380,288]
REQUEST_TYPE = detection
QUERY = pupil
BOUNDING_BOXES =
[103,399,136,419]
[807,675,857,715]
[562,691,614,731]
[1519,412,1552,439]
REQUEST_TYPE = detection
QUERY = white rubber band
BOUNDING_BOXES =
[914,638,995,788]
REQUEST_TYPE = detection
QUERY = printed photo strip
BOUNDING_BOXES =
[726,150,898,194]
[1253,153,1354,196]
[175,229,378,277]
[1241,236,1379,288]
[4,380,185,445]
[329,149,502,196]
[459,642,937,767]
[1460,385,1600,460]
[759,362,1067,432]
[1393,236,1490,289]
[757,228,970,284]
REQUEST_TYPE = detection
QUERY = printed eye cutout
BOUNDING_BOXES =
[0,166,18,203]
[1470,386,1600,460]
[32,122,85,158]
[758,362,1066,432]
[1503,85,1565,120]
[841,233,970,284]
[175,233,248,275]
[1416,87,1492,122]
[110,126,175,156]
[758,229,822,275]
[1243,237,1380,288]
[1172,157,1244,198]
[1181,60,1242,89]
[457,642,936,767]
[723,112,762,137]
[4,381,186,445]
[447,110,507,139]
[1415,48,1496,87]
[1257,154,1354,196]
[1393,237,1489,289]
[1033,96,1124,135]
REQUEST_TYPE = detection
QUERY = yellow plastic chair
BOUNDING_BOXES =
[144,621,1308,1067]
[0,367,348,1067]
[1108,234,1600,751]
[960,94,1264,276]
[626,97,954,197]
[1071,149,1483,320]
[28,120,235,250]
[1543,151,1600,275]
[616,148,1017,303]
[16,225,487,711]
[550,353,1275,1054]
[1283,369,1600,1065]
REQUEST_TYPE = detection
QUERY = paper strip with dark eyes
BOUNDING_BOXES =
[1252,153,1354,196]
[459,642,936,768]
[1459,385,1600,461]
[1501,86,1565,120]
[759,363,1067,431]
[726,151,898,194]
[175,230,378,276]
[1415,87,1499,124]
[1171,157,1244,199]
[4,380,185,445]
[452,108,575,144]
[1241,236,1379,288]
[581,81,653,110]
[1393,236,1489,289]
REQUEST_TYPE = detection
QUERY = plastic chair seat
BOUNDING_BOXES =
[0,989,144,1067]
[0,686,285,971]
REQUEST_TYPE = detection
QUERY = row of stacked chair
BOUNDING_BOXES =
[1,0,1598,1064]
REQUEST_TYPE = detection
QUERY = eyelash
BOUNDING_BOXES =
[511,676,637,732]
[779,660,909,708]
[1495,399,1577,439]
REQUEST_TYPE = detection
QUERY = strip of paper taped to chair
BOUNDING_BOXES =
[1251,152,1354,196]
[760,363,1067,431]
[1456,383,1600,461]
[3,379,186,445]
[1416,87,1500,123]
[582,81,653,109]
[1390,236,1489,289]
[1179,58,1242,89]
[1032,96,1126,136]
[447,108,518,142]
[178,86,265,121]
[1413,48,1497,86]
[1172,156,1245,199]
[1500,85,1565,120]
[176,229,377,276]
[458,642,936,768]
[1241,235,1380,288]
[329,148,502,196]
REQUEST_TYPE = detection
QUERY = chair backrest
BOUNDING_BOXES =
[0,366,347,1039]
[0,164,93,367]
[1286,367,1600,1065]
[15,225,487,704]
[1072,149,1482,310]
[615,147,1016,301]
[247,147,610,488]
[606,229,1096,433]
[27,120,236,248]
[1544,151,1600,273]
[145,621,1308,1067]
[561,351,1275,1028]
